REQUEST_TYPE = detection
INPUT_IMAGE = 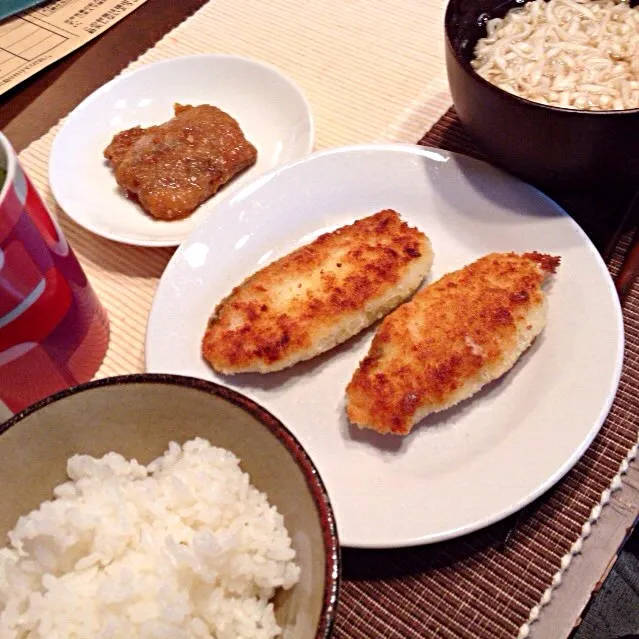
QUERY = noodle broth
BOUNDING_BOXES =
[469,0,639,111]
[445,0,639,185]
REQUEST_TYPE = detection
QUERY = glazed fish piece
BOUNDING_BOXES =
[202,209,433,374]
[104,104,257,220]
[346,251,560,435]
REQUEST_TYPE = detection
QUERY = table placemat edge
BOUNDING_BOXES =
[419,108,639,639]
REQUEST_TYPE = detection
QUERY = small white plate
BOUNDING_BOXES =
[145,144,624,548]
[49,55,314,247]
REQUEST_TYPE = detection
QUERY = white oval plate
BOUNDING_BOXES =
[146,144,624,548]
[49,55,314,247]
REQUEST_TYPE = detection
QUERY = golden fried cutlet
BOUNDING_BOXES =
[103,126,150,167]
[104,104,257,220]
[202,210,433,374]
[346,252,560,435]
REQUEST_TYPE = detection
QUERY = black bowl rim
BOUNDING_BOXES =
[0,373,340,639]
[444,0,639,117]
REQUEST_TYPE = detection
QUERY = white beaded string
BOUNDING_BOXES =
[518,441,639,638]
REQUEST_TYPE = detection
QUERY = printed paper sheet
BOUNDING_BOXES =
[0,0,149,94]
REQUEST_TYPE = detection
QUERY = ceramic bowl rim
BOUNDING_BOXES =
[444,0,639,117]
[0,373,340,638]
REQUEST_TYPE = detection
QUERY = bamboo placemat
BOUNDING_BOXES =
[18,0,451,379]
[15,1,639,637]
[332,110,639,639]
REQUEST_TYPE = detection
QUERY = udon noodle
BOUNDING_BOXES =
[471,0,639,110]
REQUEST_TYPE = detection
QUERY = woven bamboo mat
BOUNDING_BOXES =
[335,111,639,639]
[18,0,450,378]
[15,0,639,637]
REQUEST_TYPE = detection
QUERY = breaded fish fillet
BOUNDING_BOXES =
[104,104,257,220]
[202,210,433,374]
[346,252,560,435]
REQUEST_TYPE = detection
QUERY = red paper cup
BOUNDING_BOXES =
[0,133,109,417]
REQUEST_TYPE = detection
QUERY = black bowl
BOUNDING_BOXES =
[444,0,639,187]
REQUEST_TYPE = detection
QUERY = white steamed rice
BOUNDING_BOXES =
[0,438,300,639]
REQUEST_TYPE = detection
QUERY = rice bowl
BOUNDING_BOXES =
[0,375,339,639]
[1,438,300,639]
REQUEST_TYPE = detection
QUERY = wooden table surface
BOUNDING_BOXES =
[1,1,637,637]
[0,0,208,153]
